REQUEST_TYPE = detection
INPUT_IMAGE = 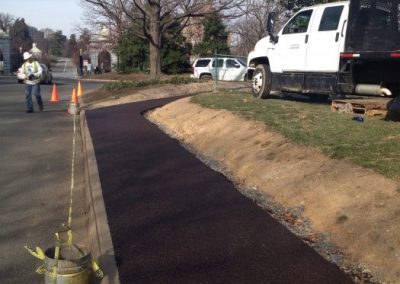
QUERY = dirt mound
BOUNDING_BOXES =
[84,83,214,109]
[148,97,400,284]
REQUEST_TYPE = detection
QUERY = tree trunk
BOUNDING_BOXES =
[149,40,161,79]
[149,4,161,79]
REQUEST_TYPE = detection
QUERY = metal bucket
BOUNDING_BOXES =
[44,243,91,284]
[68,102,80,115]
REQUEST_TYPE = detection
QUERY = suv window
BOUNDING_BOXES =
[236,58,247,66]
[195,59,211,67]
[319,6,344,31]
[226,59,239,68]
[211,59,224,68]
[283,10,313,34]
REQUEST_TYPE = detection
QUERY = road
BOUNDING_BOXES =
[0,75,101,283]
[86,98,355,284]
[51,57,78,80]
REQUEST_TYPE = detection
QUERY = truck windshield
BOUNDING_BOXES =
[346,0,400,52]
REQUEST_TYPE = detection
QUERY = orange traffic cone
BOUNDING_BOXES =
[68,88,80,115]
[77,81,83,97]
[70,88,78,104]
[50,84,59,103]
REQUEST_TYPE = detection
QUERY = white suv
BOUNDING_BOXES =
[191,57,248,81]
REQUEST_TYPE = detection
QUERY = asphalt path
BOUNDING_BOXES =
[86,98,354,284]
[0,76,101,283]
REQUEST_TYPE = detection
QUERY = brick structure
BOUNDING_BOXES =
[181,4,215,63]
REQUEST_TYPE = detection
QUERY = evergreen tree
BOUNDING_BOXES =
[64,34,78,58]
[193,13,230,56]
[48,30,67,56]
[9,18,32,70]
[116,31,148,73]
[161,21,191,74]
[116,21,191,74]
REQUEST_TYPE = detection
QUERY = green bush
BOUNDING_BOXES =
[167,77,197,85]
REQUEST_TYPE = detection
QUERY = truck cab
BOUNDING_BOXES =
[248,0,400,98]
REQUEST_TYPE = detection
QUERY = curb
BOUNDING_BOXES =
[80,109,121,284]
[79,78,121,83]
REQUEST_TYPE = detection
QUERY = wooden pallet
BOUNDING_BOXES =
[331,99,390,116]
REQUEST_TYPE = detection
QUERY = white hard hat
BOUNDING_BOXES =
[23,52,32,60]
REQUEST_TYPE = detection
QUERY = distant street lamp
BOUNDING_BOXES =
[18,46,22,67]
[79,48,83,76]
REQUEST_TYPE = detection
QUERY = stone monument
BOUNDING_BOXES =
[0,29,11,75]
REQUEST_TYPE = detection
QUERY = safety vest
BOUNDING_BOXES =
[23,61,40,75]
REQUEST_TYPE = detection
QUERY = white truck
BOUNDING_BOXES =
[247,0,400,98]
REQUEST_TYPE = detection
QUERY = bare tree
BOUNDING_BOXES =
[228,0,286,55]
[82,0,247,78]
[80,0,127,49]
[0,13,15,33]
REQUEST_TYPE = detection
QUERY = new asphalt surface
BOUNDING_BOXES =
[86,97,354,284]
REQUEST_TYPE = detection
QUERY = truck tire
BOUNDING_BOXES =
[252,64,271,98]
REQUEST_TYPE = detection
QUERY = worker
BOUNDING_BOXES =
[21,52,43,113]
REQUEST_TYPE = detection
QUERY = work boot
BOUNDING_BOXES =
[39,104,44,112]
[26,109,34,113]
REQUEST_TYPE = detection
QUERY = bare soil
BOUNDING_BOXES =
[84,82,400,284]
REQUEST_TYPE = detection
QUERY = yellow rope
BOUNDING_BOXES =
[66,112,77,245]
[52,233,60,284]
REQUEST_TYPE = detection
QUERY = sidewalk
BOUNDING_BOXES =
[83,97,354,284]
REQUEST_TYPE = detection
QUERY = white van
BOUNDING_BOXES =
[248,0,400,98]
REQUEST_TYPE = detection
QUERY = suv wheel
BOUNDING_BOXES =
[200,74,212,81]
[252,64,271,99]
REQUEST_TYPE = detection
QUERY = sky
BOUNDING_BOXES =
[0,0,85,37]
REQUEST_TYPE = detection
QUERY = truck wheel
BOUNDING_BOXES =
[252,64,271,98]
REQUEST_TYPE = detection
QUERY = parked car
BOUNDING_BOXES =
[17,64,53,84]
[248,0,400,98]
[191,56,248,81]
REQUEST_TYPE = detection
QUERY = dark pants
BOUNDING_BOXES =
[25,84,43,111]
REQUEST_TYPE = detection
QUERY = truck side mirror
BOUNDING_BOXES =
[266,12,278,43]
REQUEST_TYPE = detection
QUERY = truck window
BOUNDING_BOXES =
[319,6,344,31]
[283,10,313,34]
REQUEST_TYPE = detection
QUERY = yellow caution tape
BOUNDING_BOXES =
[51,233,60,283]
[35,265,46,275]
[92,259,104,279]
[24,246,45,260]
[66,112,77,244]
[24,93,104,282]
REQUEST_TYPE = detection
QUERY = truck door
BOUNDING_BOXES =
[278,9,315,72]
[306,4,348,72]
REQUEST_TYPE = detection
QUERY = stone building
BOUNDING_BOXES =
[0,29,11,75]
[30,43,42,60]
[89,26,117,72]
